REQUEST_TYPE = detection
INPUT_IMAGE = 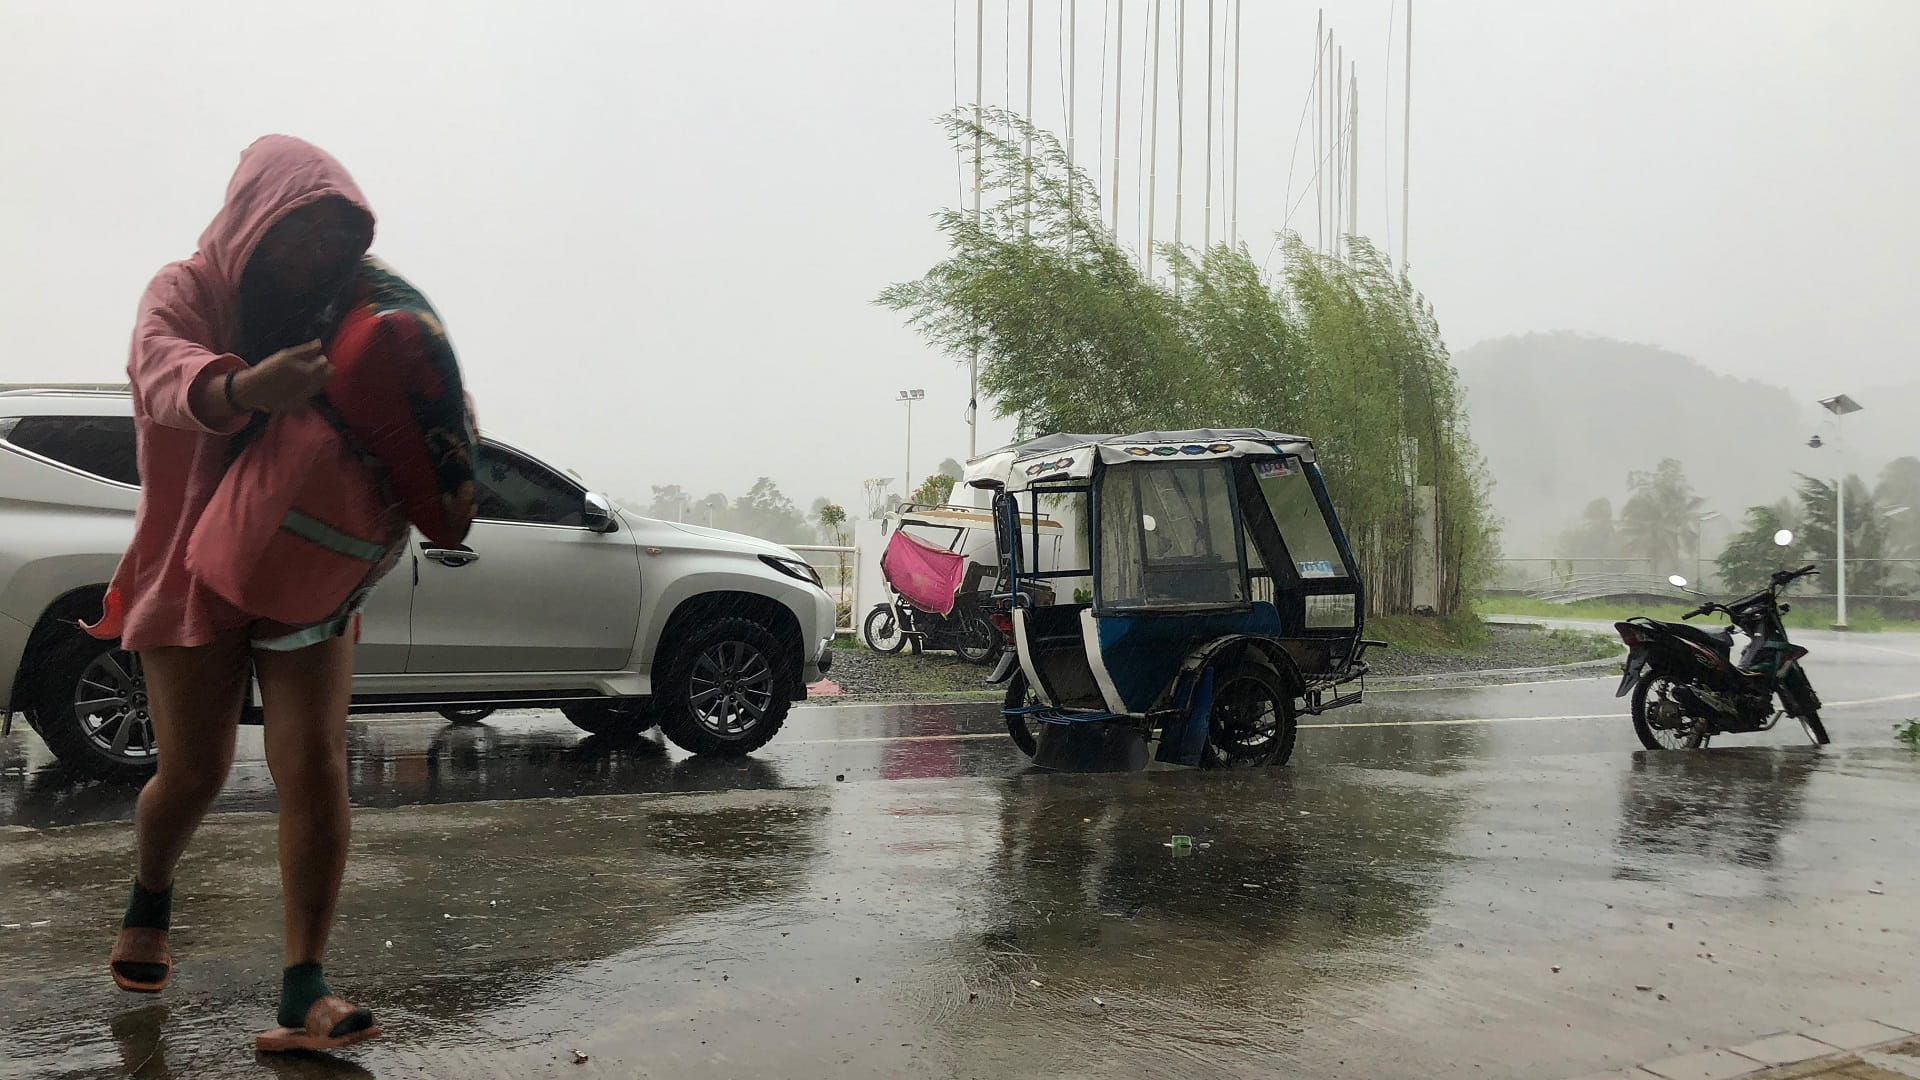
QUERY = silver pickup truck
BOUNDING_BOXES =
[0,387,836,777]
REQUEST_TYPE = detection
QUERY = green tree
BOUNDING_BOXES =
[1875,457,1920,558]
[1715,504,1802,593]
[815,503,849,545]
[877,108,1494,616]
[1556,498,1616,557]
[730,477,808,543]
[644,484,692,522]
[909,473,957,506]
[1796,473,1895,597]
[1617,460,1704,571]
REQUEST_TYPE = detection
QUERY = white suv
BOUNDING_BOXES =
[0,388,836,777]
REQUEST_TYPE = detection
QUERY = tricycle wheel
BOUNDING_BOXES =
[1003,670,1041,759]
[956,611,1000,665]
[1201,663,1297,769]
[862,605,907,654]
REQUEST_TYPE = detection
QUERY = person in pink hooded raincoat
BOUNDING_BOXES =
[106,135,393,1053]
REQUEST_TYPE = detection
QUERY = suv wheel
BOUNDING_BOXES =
[654,617,791,756]
[29,626,158,779]
[559,699,657,736]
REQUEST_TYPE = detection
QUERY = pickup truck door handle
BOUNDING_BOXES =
[421,544,480,567]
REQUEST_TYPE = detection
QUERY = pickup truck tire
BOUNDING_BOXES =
[26,624,158,780]
[559,699,657,736]
[653,616,791,757]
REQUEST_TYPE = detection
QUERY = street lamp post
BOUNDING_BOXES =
[1816,393,1863,631]
[898,389,925,502]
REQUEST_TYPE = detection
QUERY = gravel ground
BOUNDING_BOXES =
[824,623,1620,700]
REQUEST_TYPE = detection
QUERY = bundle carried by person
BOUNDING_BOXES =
[182,257,478,637]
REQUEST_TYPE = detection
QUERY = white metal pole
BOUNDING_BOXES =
[1401,0,1412,274]
[1111,0,1125,235]
[1836,467,1849,629]
[1174,0,1185,267]
[1203,0,1214,251]
[1068,0,1078,167]
[906,397,915,496]
[1334,44,1343,253]
[970,0,984,458]
[1146,0,1161,276]
[1313,11,1322,254]
[1229,0,1240,246]
[1024,0,1034,231]
[1349,65,1358,239]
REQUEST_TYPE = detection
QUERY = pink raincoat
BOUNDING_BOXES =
[91,136,380,652]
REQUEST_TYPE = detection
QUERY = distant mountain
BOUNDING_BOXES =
[1455,332,1808,553]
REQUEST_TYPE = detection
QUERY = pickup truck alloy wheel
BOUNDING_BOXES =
[77,650,155,763]
[655,617,791,756]
[689,640,775,737]
[29,628,160,778]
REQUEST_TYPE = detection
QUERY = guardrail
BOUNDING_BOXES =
[1519,573,1695,604]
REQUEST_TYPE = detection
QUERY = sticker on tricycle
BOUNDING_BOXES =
[1254,459,1295,479]
[1297,560,1337,578]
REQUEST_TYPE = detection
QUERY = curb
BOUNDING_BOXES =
[1568,1019,1920,1080]
[817,652,1627,705]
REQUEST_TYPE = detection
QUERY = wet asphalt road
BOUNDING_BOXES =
[2,627,1919,1079]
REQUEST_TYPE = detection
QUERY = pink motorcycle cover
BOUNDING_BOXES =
[880,529,968,616]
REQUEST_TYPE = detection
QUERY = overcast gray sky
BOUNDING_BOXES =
[3,1,1914,513]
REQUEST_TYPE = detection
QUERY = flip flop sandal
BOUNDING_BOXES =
[109,926,172,993]
[255,996,382,1053]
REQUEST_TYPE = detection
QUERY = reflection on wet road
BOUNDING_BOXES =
[2,629,1918,1078]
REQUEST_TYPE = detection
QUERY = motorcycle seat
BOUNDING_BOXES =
[1649,620,1736,656]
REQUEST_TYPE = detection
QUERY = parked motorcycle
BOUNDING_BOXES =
[862,590,1001,664]
[1613,529,1826,749]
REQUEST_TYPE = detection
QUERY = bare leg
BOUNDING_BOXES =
[134,631,249,890]
[254,633,355,966]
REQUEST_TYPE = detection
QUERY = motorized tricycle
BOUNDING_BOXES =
[965,429,1378,770]
[862,502,1062,664]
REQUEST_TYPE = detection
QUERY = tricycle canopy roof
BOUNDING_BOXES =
[964,429,1317,491]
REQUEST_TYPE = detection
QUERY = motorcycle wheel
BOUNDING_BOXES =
[1631,675,1708,751]
[955,613,999,665]
[862,606,907,654]
[1780,670,1829,745]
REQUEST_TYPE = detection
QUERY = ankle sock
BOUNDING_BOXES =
[113,879,172,985]
[122,878,172,931]
[279,962,333,1030]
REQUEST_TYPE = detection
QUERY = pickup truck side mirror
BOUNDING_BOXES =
[583,492,617,533]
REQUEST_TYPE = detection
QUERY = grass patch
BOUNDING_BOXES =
[1897,719,1920,750]
[1368,610,1492,654]
[1479,595,1920,633]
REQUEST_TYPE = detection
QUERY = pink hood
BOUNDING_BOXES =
[189,135,376,343]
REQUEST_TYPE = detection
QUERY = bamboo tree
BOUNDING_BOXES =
[880,109,1495,615]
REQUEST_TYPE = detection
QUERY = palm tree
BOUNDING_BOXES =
[1618,459,1705,571]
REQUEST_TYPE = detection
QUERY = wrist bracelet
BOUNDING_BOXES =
[224,370,244,412]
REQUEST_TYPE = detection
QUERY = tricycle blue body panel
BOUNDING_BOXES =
[1093,603,1284,714]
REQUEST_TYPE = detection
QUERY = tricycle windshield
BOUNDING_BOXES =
[1253,457,1349,580]
[1097,461,1246,610]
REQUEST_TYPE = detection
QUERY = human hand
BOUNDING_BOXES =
[232,341,331,413]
